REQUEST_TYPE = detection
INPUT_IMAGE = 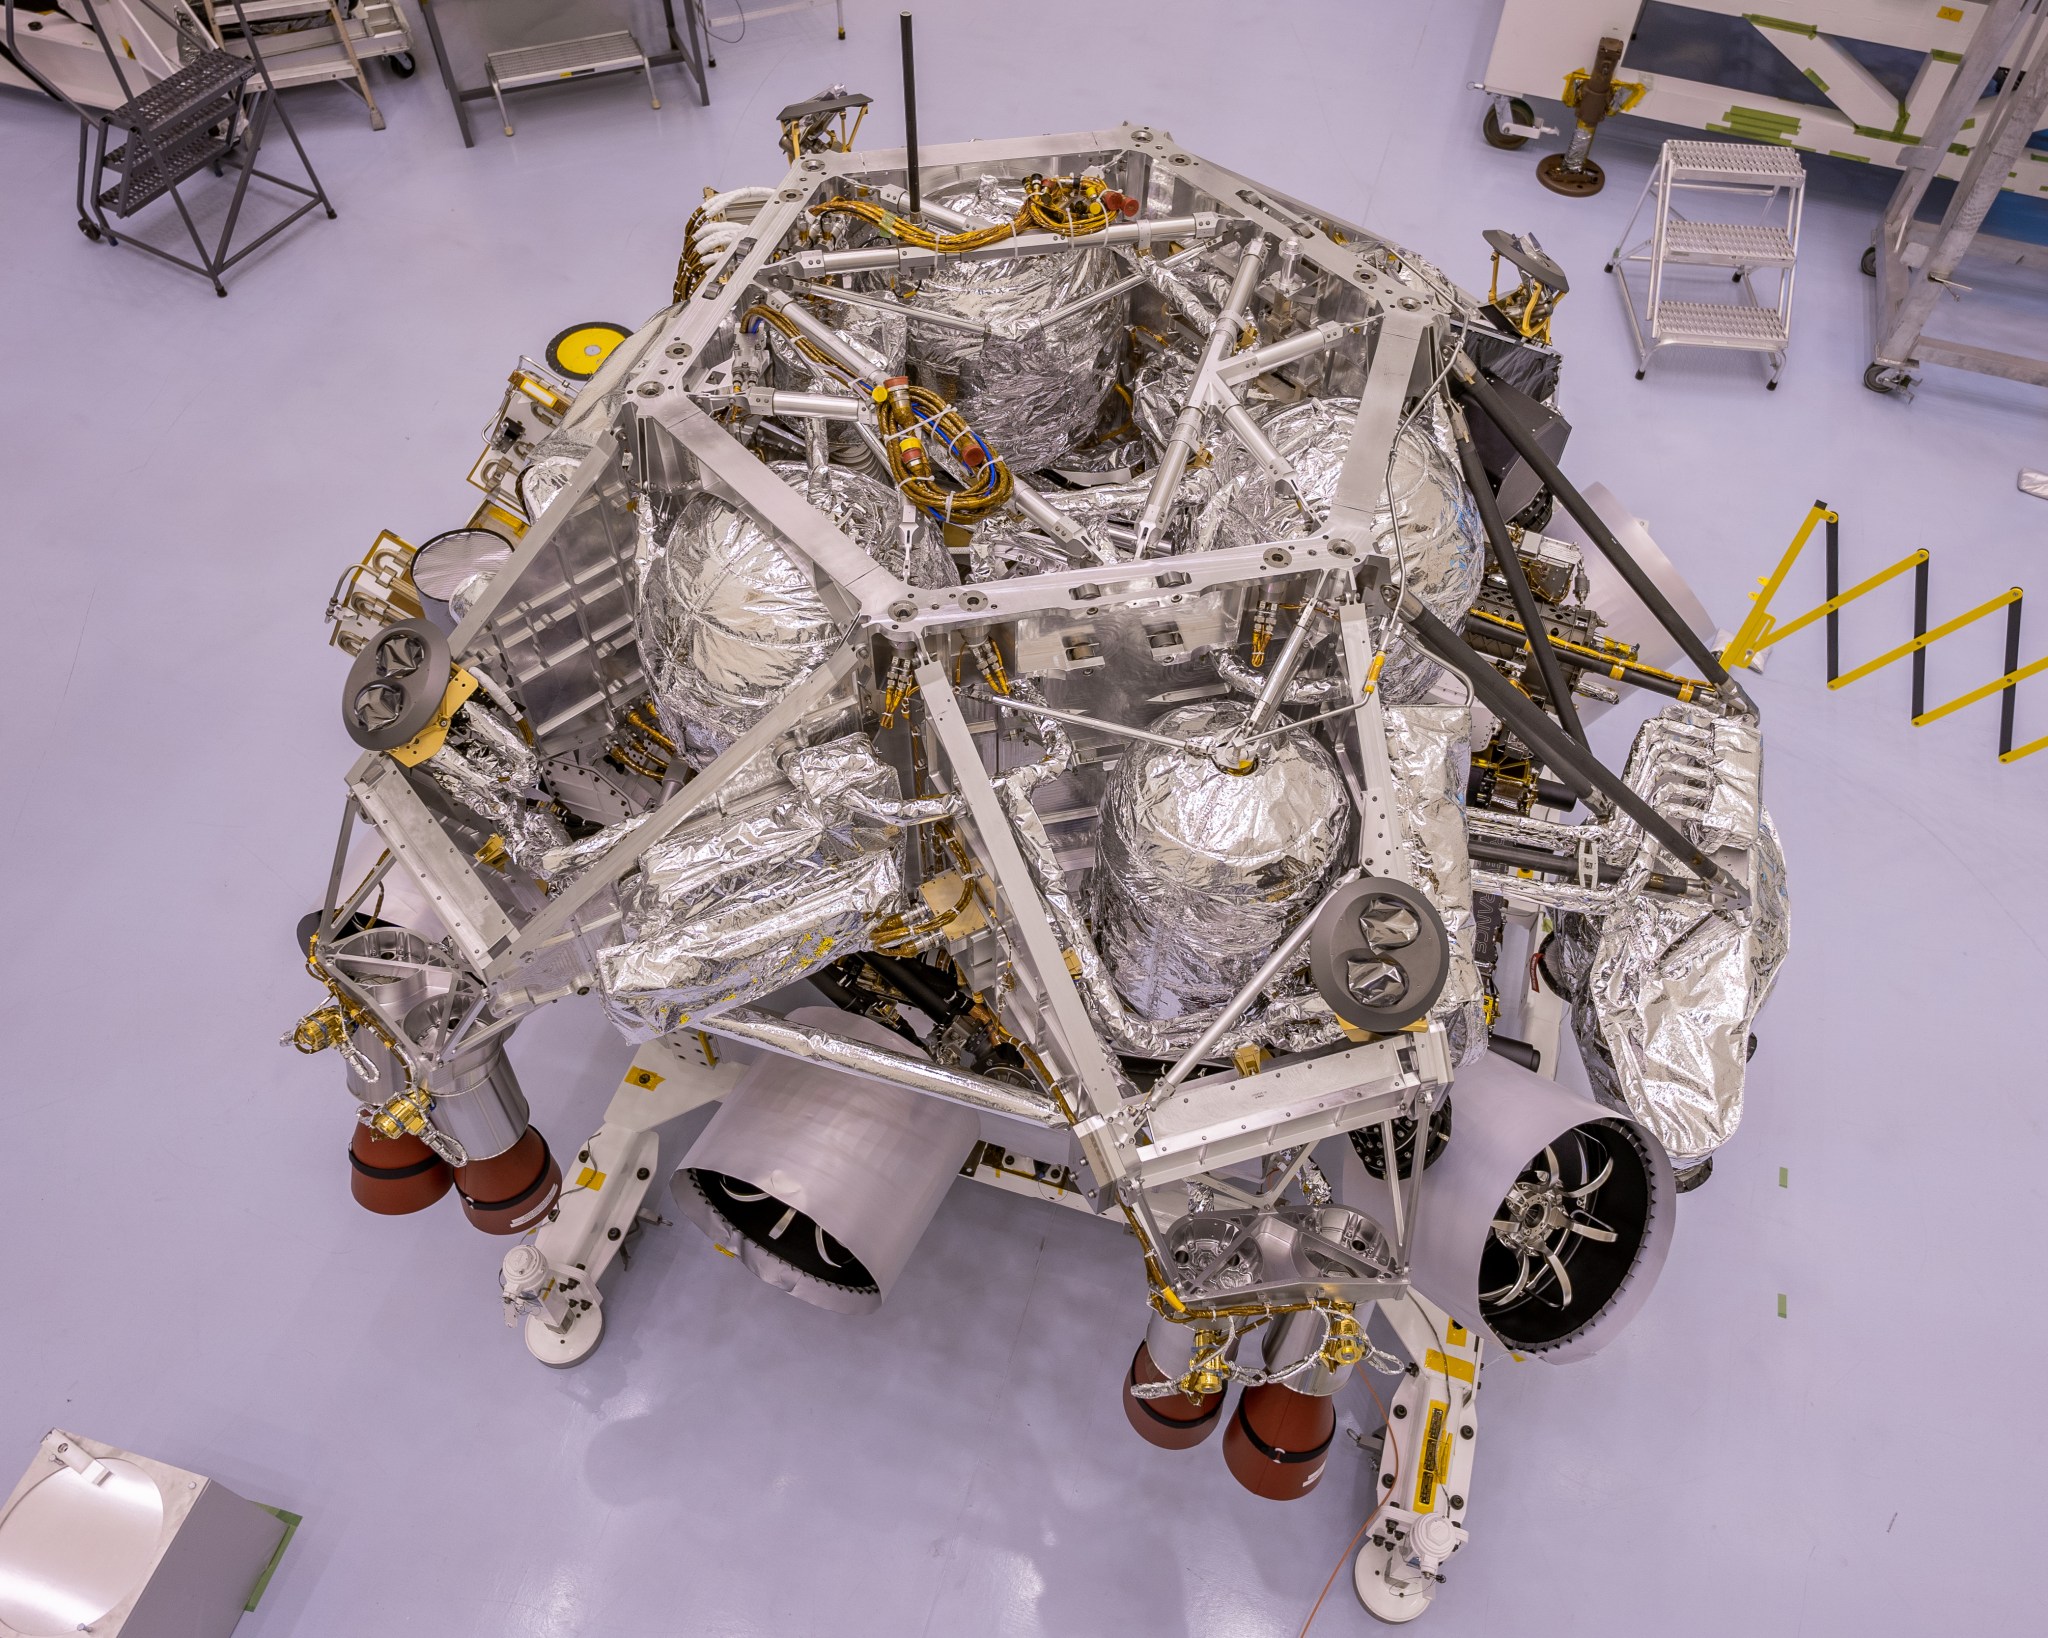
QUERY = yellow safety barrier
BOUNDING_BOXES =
[1723,503,2043,763]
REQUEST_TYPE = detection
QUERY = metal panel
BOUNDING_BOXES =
[347,755,517,970]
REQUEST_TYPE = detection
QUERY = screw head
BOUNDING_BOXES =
[1449,1494,1464,1510]
[635,381,663,397]
[666,341,692,359]
[1382,1473,1395,1487]
[607,1227,622,1240]
[1460,1425,1474,1440]
[637,1167,651,1181]
[1392,1403,1408,1418]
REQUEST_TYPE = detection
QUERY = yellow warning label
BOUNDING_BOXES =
[1445,1320,1468,1346]
[1413,1399,1451,1511]
[1424,1348,1476,1383]
[1938,6,1964,21]
[574,1166,607,1191]
[625,1066,665,1090]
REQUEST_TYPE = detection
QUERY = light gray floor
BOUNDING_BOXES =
[3,3,2045,1634]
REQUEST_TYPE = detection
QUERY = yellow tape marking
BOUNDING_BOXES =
[1425,1348,1477,1383]
[625,1066,665,1090]
[574,1166,607,1191]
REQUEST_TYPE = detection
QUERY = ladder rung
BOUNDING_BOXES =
[1660,221,1796,266]
[1650,301,1789,348]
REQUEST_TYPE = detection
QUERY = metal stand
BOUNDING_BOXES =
[415,0,707,148]
[201,0,415,133]
[38,0,334,296]
[1608,139,1803,389]
[1866,0,2048,395]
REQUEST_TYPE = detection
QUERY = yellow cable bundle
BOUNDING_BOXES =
[810,172,1115,254]
[873,379,1013,524]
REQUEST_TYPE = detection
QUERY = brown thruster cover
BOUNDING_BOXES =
[348,1125,453,1216]
[454,1126,562,1235]
[1222,1381,1336,1500]
[1122,1341,1226,1450]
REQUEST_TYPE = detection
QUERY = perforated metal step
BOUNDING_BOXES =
[1660,220,1796,266]
[487,32,646,90]
[1652,301,1790,350]
[1664,139,1806,183]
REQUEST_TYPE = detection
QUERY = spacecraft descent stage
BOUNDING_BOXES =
[294,104,1787,1621]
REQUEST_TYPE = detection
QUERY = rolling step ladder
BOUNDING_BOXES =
[1608,140,1805,388]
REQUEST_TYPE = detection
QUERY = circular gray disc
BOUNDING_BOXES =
[342,618,451,752]
[1308,876,1450,1032]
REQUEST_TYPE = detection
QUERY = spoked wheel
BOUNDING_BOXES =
[1482,98,1536,150]
[689,1169,878,1297]
[1478,1120,1653,1350]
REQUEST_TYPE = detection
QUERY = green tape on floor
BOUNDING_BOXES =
[1778,1166,1789,1187]
[1776,1293,1788,1319]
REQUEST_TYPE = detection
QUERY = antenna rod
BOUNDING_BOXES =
[900,11,920,212]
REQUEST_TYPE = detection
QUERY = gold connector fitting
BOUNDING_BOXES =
[1320,1310,1366,1369]
[288,1007,352,1055]
[371,1089,435,1140]
[969,638,1010,696]
[1178,1327,1231,1398]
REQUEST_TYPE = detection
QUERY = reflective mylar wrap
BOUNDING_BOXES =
[906,179,1129,474]
[639,463,953,767]
[1197,396,1484,700]
[1382,703,1489,1067]
[595,736,942,1038]
[421,703,567,869]
[1093,700,1351,1021]
[1553,709,1791,1162]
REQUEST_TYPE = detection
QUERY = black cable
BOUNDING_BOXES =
[701,0,746,45]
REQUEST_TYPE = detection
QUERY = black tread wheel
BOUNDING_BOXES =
[1863,362,1911,395]
[78,219,100,242]
[1860,245,1877,277]
[1482,100,1535,151]
[388,50,416,77]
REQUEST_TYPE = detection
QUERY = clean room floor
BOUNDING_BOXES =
[3,3,2044,1634]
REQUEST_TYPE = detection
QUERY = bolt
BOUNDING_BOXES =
[1460,1426,1474,1440]
[607,1227,622,1241]
[1393,1404,1408,1418]
[579,1150,591,1163]
[1382,1473,1395,1487]
[637,1167,651,1181]
[1449,1494,1464,1510]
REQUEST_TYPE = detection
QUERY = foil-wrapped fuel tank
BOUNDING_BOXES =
[639,463,954,767]
[904,178,1128,475]
[1092,700,1351,1022]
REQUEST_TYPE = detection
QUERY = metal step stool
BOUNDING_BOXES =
[61,0,334,296]
[1607,139,1805,388]
[485,30,658,137]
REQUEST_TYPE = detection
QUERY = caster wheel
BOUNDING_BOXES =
[1482,98,1536,150]
[1863,362,1912,395]
[1860,246,1877,278]
[1634,369,1646,381]
[388,49,416,77]
[77,219,101,242]
[1537,152,1605,197]
[1766,379,1779,390]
